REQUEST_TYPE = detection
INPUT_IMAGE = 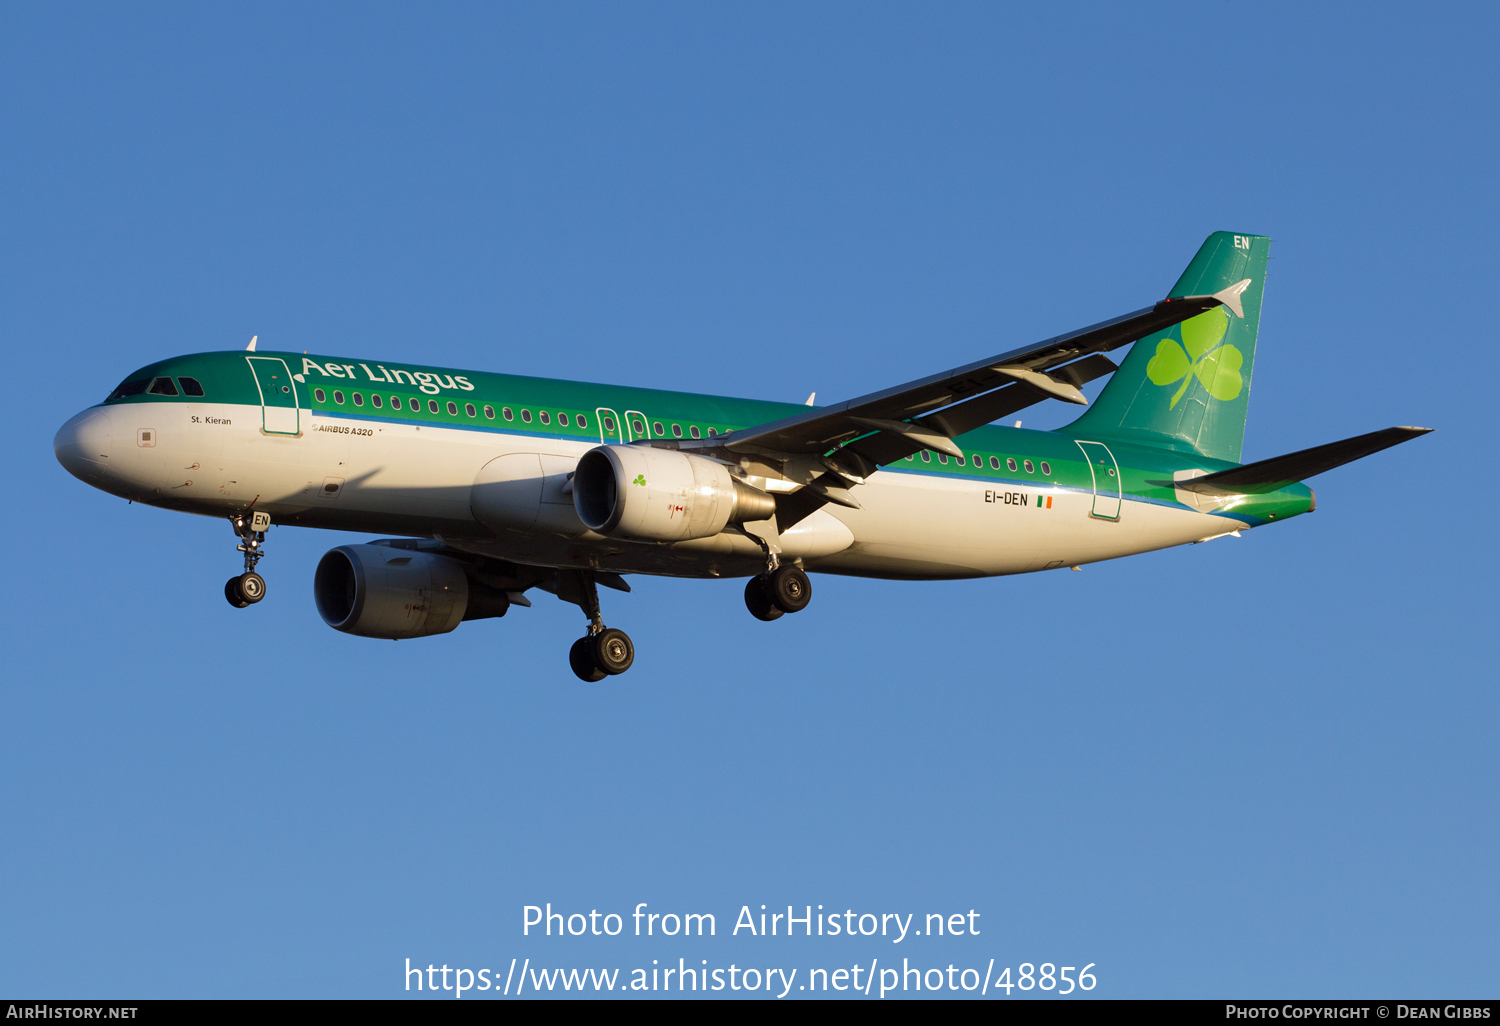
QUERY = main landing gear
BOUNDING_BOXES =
[744,565,812,622]
[564,570,635,682]
[224,511,271,608]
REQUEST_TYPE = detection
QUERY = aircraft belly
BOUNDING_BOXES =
[818,471,1055,578]
[97,402,1249,576]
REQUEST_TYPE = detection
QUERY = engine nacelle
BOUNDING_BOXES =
[574,445,776,542]
[314,543,472,639]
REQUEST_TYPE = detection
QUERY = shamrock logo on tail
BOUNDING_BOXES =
[1146,306,1244,409]
[631,474,647,486]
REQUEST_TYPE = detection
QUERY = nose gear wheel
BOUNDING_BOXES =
[224,512,270,609]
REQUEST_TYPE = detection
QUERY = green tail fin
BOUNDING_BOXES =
[1065,231,1270,463]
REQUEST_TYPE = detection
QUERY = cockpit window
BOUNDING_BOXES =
[106,379,149,402]
[147,377,180,396]
[178,377,205,397]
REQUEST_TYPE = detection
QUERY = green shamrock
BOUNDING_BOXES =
[632,474,646,486]
[1145,306,1244,409]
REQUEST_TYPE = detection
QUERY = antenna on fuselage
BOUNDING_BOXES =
[246,335,258,352]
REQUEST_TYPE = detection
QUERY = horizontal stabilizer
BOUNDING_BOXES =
[1162,426,1433,495]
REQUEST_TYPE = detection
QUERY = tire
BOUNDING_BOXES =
[225,577,250,608]
[238,572,266,603]
[593,628,634,676]
[744,576,784,621]
[569,637,606,682]
[768,566,811,613]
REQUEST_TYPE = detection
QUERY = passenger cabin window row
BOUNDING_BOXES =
[306,386,726,441]
[908,451,1052,477]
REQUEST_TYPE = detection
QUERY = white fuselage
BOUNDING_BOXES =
[56,399,1243,581]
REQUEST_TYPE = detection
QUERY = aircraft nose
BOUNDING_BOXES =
[54,408,114,483]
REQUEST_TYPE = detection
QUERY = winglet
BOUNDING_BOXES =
[246,335,258,352]
[804,392,816,406]
[1212,279,1251,319]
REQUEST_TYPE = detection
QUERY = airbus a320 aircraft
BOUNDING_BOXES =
[55,232,1427,680]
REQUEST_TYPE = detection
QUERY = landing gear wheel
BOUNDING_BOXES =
[744,577,784,621]
[237,572,266,604]
[768,566,811,613]
[593,628,634,676]
[225,577,250,608]
[569,638,607,682]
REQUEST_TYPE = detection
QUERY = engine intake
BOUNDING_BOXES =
[574,445,776,542]
[315,543,487,639]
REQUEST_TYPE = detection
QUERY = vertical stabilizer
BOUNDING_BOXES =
[1065,232,1270,463]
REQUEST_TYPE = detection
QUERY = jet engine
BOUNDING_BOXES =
[314,543,508,640]
[573,445,776,542]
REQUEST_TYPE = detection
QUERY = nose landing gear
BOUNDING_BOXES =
[224,511,271,608]
[560,569,635,682]
[745,565,812,621]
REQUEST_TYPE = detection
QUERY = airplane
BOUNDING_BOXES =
[54,232,1428,681]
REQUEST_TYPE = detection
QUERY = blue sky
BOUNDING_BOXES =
[2,2,1495,999]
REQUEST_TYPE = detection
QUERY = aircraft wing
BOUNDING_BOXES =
[704,283,1250,471]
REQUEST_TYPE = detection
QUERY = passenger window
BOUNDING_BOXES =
[631,418,644,435]
[178,377,205,397]
[428,399,439,414]
[353,393,363,406]
[990,456,1000,470]
[938,453,948,464]
[690,425,701,439]
[147,377,179,396]
[372,394,383,408]
[314,388,326,403]
[672,424,682,437]
[653,422,663,435]
[521,409,532,422]
[1040,461,1051,475]
[407,398,418,411]
[539,411,550,424]
[334,390,345,404]
[1007,458,1017,472]
[707,427,716,436]
[576,414,586,428]
[1023,460,1034,473]
[106,379,149,401]
[921,450,931,462]
[559,412,569,426]
[447,401,457,415]
[466,403,476,417]
[502,407,512,420]
[603,416,615,432]
[484,405,494,419]
[972,455,981,467]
